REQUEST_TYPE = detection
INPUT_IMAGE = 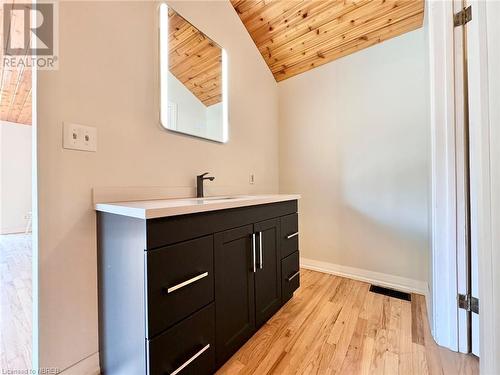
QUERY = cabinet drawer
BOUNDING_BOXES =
[280,213,298,259]
[148,303,215,375]
[281,251,300,303]
[146,236,214,337]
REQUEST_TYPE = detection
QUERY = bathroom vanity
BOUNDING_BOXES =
[96,195,300,375]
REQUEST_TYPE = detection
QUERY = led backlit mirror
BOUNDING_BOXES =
[159,4,228,143]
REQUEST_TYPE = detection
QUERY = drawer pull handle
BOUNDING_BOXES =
[287,271,300,282]
[167,272,209,294]
[259,231,263,269]
[170,343,210,375]
[252,233,257,273]
[287,232,299,239]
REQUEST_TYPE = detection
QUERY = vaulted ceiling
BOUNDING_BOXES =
[169,8,222,107]
[0,0,32,125]
[231,0,425,82]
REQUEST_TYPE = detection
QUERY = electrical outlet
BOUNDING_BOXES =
[63,123,97,152]
[249,173,255,185]
[64,123,79,149]
[82,127,97,151]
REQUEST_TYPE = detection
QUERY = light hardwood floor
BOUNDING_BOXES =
[0,234,32,371]
[217,269,478,375]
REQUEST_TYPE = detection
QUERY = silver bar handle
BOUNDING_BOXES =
[252,233,256,273]
[287,232,299,239]
[287,271,300,282]
[259,231,263,269]
[167,272,208,294]
[170,344,210,375]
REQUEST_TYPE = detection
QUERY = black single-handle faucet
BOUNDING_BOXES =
[196,172,215,198]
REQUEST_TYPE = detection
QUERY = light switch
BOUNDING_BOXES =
[63,123,97,152]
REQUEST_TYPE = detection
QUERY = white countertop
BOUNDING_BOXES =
[95,194,301,219]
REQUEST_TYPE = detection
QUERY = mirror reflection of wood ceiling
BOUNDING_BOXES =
[168,9,222,107]
[231,0,425,82]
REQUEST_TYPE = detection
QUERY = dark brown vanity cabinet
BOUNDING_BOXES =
[280,213,300,304]
[281,251,300,302]
[214,218,282,366]
[214,225,256,366]
[254,218,282,327]
[97,200,299,375]
[146,235,214,338]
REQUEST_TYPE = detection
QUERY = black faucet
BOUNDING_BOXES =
[196,172,215,198]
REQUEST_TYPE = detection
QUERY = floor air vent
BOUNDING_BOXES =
[369,285,411,301]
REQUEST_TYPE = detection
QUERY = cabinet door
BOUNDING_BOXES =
[214,225,256,366]
[254,218,282,328]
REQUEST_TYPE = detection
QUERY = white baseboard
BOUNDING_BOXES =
[0,227,27,235]
[300,257,428,296]
[59,352,100,375]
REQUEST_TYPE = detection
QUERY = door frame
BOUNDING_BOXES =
[428,0,499,372]
[467,0,498,372]
[31,20,40,374]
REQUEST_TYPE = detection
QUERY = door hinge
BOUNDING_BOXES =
[454,6,472,27]
[458,293,479,314]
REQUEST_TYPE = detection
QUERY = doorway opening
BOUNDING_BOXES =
[0,30,33,371]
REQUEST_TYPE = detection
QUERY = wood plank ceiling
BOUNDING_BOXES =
[231,0,425,82]
[169,8,222,107]
[0,1,32,125]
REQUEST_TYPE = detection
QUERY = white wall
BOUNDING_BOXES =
[167,71,224,141]
[279,29,430,285]
[168,71,207,135]
[0,121,32,234]
[206,103,223,140]
[37,1,279,372]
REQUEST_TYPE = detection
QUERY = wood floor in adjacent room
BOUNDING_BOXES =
[217,269,478,375]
